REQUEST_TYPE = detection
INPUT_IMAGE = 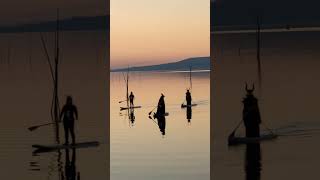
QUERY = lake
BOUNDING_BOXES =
[0,31,109,179]
[211,30,320,179]
[110,71,210,180]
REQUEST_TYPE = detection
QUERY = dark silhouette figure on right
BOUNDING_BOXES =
[242,84,261,137]
[245,143,261,180]
[60,96,78,145]
[186,89,192,106]
[186,106,192,124]
[129,91,134,107]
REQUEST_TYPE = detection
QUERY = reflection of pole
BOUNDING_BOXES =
[256,16,262,94]
[189,66,192,91]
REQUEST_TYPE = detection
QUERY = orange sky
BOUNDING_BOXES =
[110,0,210,69]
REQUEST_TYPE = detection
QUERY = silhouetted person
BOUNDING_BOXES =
[129,92,134,107]
[186,89,192,106]
[245,143,261,180]
[62,148,80,180]
[157,114,166,136]
[60,96,78,145]
[187,106,192,123]
[243,84,261,137]
[156,93,165,116]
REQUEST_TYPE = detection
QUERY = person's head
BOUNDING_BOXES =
[66,96,73,105]
[161,93,165,98]
[245,83,255,95]
[130,91,133,95]
[187,89,190,92]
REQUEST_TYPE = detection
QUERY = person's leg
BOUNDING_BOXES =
[63,121,69,144]
[70,120,75,144]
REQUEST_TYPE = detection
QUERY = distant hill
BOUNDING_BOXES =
[111,57,210,72]
[0,15,109,33]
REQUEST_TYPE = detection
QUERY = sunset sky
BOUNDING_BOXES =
[111,0,209,69]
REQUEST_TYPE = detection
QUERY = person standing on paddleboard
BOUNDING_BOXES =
[60,96,78,145]
[186,89,192,106]
[242,84,261,137]
[129,92,134,107]
[156,93,165,117]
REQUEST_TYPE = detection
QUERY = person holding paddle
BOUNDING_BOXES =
[60,96,78,145]
[156,93,165,116]
[186,89,192,106]
[129,91,134,107]
[242,84,261,137]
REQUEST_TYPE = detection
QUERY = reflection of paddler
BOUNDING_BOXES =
[63,148,80,180]
[243,84,261,138]
[245,143,261,180]
[129,109,135,125]
[157,115,166,135]
[186,106,192,123]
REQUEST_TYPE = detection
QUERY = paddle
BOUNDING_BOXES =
[28,122,55,131]
[118,99,127,103]
[228,120,243,139]
[148,106,157,116]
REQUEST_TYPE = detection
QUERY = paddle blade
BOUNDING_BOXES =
[28,126,38,131]
[228,131,235,139]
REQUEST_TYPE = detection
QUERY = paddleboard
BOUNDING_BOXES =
[153,112,169,119]
[181,104,197,108]
[120,106,142,111]
[32,141,99,153]
[228,133,278,146]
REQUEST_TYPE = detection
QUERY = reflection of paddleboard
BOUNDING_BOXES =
[120,106,141,111]
[181,104,197,108]
[153,112,169,119]
[32,141,99,153]
[228,133,277,146]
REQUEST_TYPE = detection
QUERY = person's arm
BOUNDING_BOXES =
[59,106,65,121]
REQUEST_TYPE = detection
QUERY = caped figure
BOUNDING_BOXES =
[156,93,166,116]
[242,84,261,137]
[186,89,192,106]
[60,96,78,145]
[129,91,134,107]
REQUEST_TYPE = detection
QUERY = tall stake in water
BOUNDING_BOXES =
[256,16,262,94]
[54,8,60,143]
[126,67,129,108]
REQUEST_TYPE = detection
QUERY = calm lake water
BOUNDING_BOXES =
[212,30,320,179]
[0,31,109,179]
[110,71,210,180]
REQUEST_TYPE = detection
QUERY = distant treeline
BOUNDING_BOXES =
[0,15,109,33]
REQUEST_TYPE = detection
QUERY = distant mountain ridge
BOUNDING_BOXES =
[111,57,210,72]
[0,15,109,33]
